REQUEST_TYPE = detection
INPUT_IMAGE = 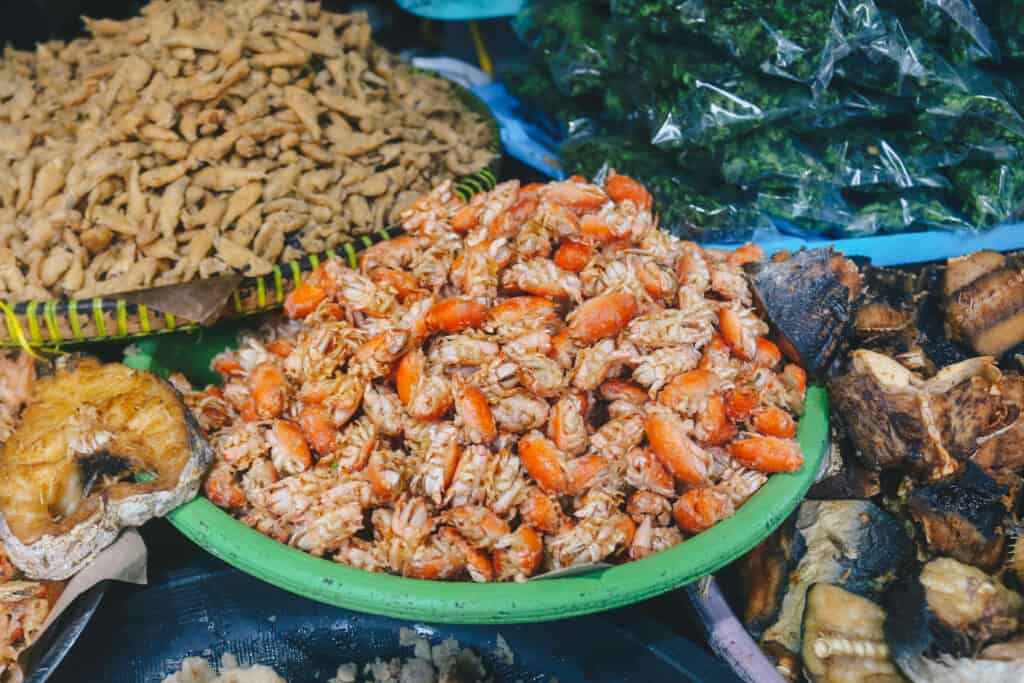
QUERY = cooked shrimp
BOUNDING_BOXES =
[728,436,803,473]
[492,390,549,433]
[554,240,593,272]
[205,462,246,509]
[519,487,566,534]
[454,380,497,444]
[268,419,312,475]
[443,505,511,550]
[493,525,543,581]
[427,298,490,334]
[644,406,711,486]
[567,292,637,344]
[548,390,589,455]
[362,384,405,437]
[502,258,583,301]
[605,171,653,211]
[625,447,676,497]
[673,488,734,534]
[249,362,288,419]
[196,173,806,580]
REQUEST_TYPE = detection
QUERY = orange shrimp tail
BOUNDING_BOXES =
[568,292,638,344]
[728,437,803,473]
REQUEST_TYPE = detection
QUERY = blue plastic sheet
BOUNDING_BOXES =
[708,219,1024,266]
[468,82,565,179]
[396,0,525,20]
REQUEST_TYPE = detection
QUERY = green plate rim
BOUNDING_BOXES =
[167,385,827,624]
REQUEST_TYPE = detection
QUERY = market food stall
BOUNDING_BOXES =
[1,1,1023,681]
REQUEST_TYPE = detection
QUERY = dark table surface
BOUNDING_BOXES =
[34,519,721,682]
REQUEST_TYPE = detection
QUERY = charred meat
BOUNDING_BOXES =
[831,351,1010,481]
[973,372,1024,474]
[945,250,1024,357]
[905,558,1022,657]
[739,516,802,639]
[905,463,1010,571]
[807,429,881,500]
[751,248,860,377]
[757,500,911,656]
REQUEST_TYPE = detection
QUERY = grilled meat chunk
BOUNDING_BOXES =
[751,248,860,377]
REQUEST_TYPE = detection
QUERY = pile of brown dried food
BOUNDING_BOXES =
[0,0,496,302]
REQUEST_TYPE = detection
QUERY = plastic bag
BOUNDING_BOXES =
[560,132,765,241]
[949,164,1024,227]
[845,191,971,236]
[754,182,856,237]
[512,0,611,97]
[815,128,961,189]
[506,0,1024,239]
[611,0,884,89]
[719,129,831,189]
[975,1,1024,59]
[875,0,1000,62]
[834,17,1024,137]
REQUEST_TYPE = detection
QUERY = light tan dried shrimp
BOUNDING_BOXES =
[181,172,807,582]
[0,354,58,683]
[0,547,62,683]
[0,0,495,302]
[0,352,32,446]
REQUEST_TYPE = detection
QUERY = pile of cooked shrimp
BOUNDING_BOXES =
[183,172,806,582]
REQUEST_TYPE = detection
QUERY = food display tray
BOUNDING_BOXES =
[125,331,828,624]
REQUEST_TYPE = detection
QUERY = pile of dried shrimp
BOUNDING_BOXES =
[181,173,807,582]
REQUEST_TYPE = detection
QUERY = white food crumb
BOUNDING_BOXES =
[167,631,515,683]
[494,634,514,666]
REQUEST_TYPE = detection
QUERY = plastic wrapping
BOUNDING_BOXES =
[605,31,839,145]
[719,129,830,189]
[560,132,766,241]
[845,191,971,236]
[816,129,961,189]
[610,0,885,88]
[975,0,1024,59]
[506,0,1024,239]
[754,182,855,237]
[949,164,1024,228]
[876,0,1000,62]
[833,19,1024,137]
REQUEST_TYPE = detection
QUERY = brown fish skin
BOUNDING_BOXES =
[945,251,1024,356]
[0,359,211,580]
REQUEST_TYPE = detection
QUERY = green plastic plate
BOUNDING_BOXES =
[127,328,828,624]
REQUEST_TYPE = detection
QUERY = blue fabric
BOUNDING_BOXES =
[395,0,525,20]
[469,82,565,179]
